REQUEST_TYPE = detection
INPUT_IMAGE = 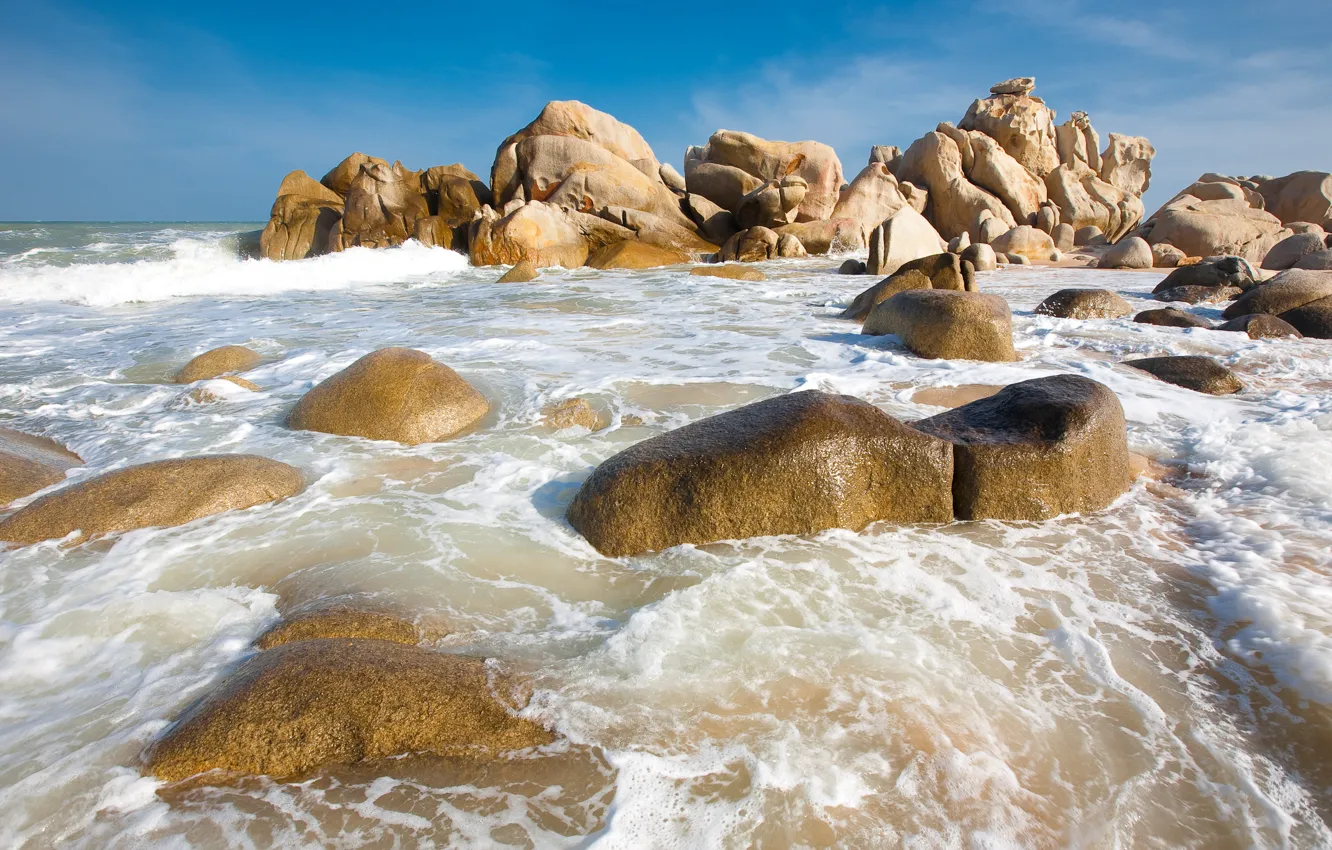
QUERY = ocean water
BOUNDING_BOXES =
[0,222,1330,848]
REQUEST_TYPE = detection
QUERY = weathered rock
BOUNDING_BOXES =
[961,242,998,272]
[691,264,766,282]
[1151,242,1186,268]
[333,162,430,251]
[913,375,1130,520]
[1262,232,1329,271]
[831,163,910,234]
[287,348,489,445]
[869,145,902,169]
[839,259,867,275]
[659,163,686,193]
[684,160,764,212]
[734,176,807,230]
[863,290,1017,362]
[865,206,947,275]
[259,193,342,262]
[1052,222,1075,252]
[586,240,690,270]
[1279,295,1332,338]
[1056,111,1100,173]
[1133,308,1212,329]
[1222,269,1332,319]
[145,639,553,781]
[420,164,492,225]
[1098,236,1152,269]
[1036,204,1058,234]
[1099,134,1155,198]
[776,233,807,258]
[1155,285,1242,305]
[948,232,972,254]
[1217,313,1302,339]
[1125,356,1243,395]
[1256,171,1332,229]
[719,227,780,262]
[989,77,1036,96]
[897,131,1015,241]
[1295,249,1332,270]
[594,205,717,254]
[990,225,1057,262]
[256,607,421,650]
[412,216,458,250]
[1153,255,1257,292]
[542,398,607,431]
[1036,288,1132,319]
[1044,164,1144,242]
[1074,225,1103,247]
[691,130,845,222]
[320,153,389,197]
[773,219,865,255]
[978,213,1009,245]
[959,84,1060,177]
[967,131,1048,223]
[0,455,303,546]
[498,260,539,283]
[841,253,972,321]
[175,346,262,383]
[682,193,738,245]
[565,391,954,556]
[1286,222,1326,235]
[0,429,82,507]
[1144,197,1288,264]
[469,201,632,268]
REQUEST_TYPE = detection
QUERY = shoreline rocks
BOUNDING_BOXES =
[863,289,1017,362]
[0,429,83,507]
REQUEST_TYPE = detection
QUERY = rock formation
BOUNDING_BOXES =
[175,345,262,383]
[0,429,82,506]
[862,290,1018,362]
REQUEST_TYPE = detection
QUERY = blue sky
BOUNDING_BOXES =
[2,1,1329,221]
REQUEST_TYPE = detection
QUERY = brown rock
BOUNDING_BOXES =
[692,130,845,222]
[1145,197,1288,264]
[841,253,971,321]
[333,162,431,251]
[542,398,607,431]
[989,225,1057,262]
[0,455,304,546]
[256,607,421,650]
[1152,242,1186,268]
[1035,289,1132,319]
[1124,356,1243,395]
[1256,171,1332,229]
[498,260,539,282]
[839,259,867,275]
[469,201,632,269]
[320,153,389,197]
[0,429,82,506]
[287,348,489,446]
[175,346,262,383]
[1133,308,1212,329]
[719,227,779,263]
[145,639,553,782]
[1261,232,1329,271]
[774,218,866,255]
[1156,285,1242,305]
[565,391,953,556]
[684,160,764,212]
[1152,256,1258,292]
[1222,269,1332,319]
[419,164,492,225]
[259,194,342,262]
[690,265,766,282]
[1279,295,1332,338]
[959,87,1060,177]
[586,240,690,270]
[1295,249,1332,270]
[863,290,1017,362]
[412,216,457,250]
[913,375,1131,520]
[1216,313,1303,339]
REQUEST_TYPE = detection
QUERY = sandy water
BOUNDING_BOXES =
[0,224,1330,848]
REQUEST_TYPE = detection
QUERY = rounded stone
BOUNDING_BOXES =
[1124,356,1243,395]
[0,429,82,506]
[498,260,539,282]
[257,607,422,650]
[1036,288,1132,319]
[863,290,1017,362]
[586,240,691,270]
[1097,236,1153,269]
[1261,232,1328,271]
[1133,308,1212,329]
[1216,314,1302,339]
[691,264,766,281]
[1222,269,1332,320]
[175,346,262,383]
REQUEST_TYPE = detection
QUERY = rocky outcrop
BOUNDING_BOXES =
[0,429,82,506]
[733,175,808,230]
[1262,232,1330,271]
[1153,256,1257,293]
[1217,313,1302,339]
[321,153,388,197]
[862,290,1017,362]
[287,348,490,445]
[830,162,913,234]
[686,130,844,223]
[1221,269,1332,320]
[897,131,1015,242]
[842,253,972,321]
[259,171,344,262]
[420,164,492,225]
[1255,171,1332,230]
[1125,356,1243,395]
[913,375,1130,520]
[958,82,1060,178]
[865,206,947,275]
[1036,289,1132,319]
[773,219,864,255]
[1139,175,1290,263]
[145,639,553,781]
[565,391,954,556]
[1099,134,1155,197]
[0,456,303,545]
[468,200,633,268]
[331,161,430,251]
[175,346,262,383]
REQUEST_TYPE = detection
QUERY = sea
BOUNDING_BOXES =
[0,222,1330,848]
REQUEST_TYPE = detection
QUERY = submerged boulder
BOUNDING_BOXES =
[145,639,553,781]
[585,240,690,270]
[1221,269,1332,319]
[863,290,1017,362]
[0,429,82,506]
[1216,313,1302,339]
[1133,308,1212,329]
[691,264,765,281]
[1279,296,1332,338]
[565,391,954,556]
[469,201,632,268]
[1035,289,1132,319]
[1125,356,1243,395]
[0,456,303,545]
[287,348,489,445]
[913,375,1130,520]
[175,346,262,383]
[256,606,422,650]
[841,253,972,321]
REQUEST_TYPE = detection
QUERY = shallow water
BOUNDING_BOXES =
[0,224,1330,848]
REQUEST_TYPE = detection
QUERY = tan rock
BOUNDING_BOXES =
[863,290,1017,362]
[276,170,344,206]
[842,253,971,321]
[0,455,303,546]
[594,206,716,254]
[913,375,1130,520]
[733,175,807,230]
[989,225,1057,262]
[1052,222,1076,253]
[175,345,262,383]
[682,193,738,246]
[897,131,1015,241]
[1216,313,1302,339]
[542,398,607,431]
[1036,289,1132,319]
[586,240,690,270]
[287,348,489,446]
[1099,133,1155,197]
[333,162,430,251]
[967,131,1047,223]
[145,639,553,781]
[419,164,492,225]
[257,606,421,650]
[1097,236,1153,269]
[830,163,909,233]
[1145,197,1288,264]
[865,206,946,275]
[1133,308,1212,329]
[1155,285,1243,305]
[498,260,539,283]
[565,391,954,556]
[1045,164,1144,242]
[1153,256,1257,292]
[773,218,865,255]
[259,194,342,262]
[961,242,998,272]
[1125,356,1243,395]
[1262,232,1329,271]
[320,153,389,197]
[690,265,766,282]
[719,227,780,262]
[1152,242,1186,268]
[1256,171,1332,229]
[1222,269,1332,319]
[684,160,764,212]
[693,130,845,222]
[469,201,633,268]
[0,429,82,506]
[959,87,1060,178]
[412,216,457,250]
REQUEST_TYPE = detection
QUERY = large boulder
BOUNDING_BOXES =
[1295,250,1332,270]
[287,348,489,445]
[145,639,553,781]
[687,130,844,222]
[175,345,262,383]
[1133,308,1212,329]
[259,172,344,262]
[897,131,1015,241]
[830,163,911,233]
[865,206,947,275]
[1222,269,1332,319]
[989,225,1058,262]
[966,130,1047,223]
[1256,171,1332,230]
[0,429,82,506]
[772,219,864,255]
[913,375,1130,520]
[565,391,954,556]
[468,200,632,268]
[1279,296,1332,338]
[0,456,303,545]
[1044,164,1145,242]
[586,240,690,270]
[1098,236,1153,269]
[1153,256,1257,293]
[862,290,1017,362]
[1125,356,1243,395]
[1141,178,1289,263]
[1261,232,1329,271]
[958,83,1060,177]
[1036,289,1132,319]
[331,162,430,251]
[1217,313,1302,339]
[420,164,492,225]
[320,153,388,197]
[841,253,972,321]
[1099,133,1155,197]
[733,175,807,230]
[684,160,763,212]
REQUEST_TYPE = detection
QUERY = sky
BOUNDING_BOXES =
[2,0,1329,222]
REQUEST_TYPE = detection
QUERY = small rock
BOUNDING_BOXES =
[990,226,1057,262]
[1074,225,1103,247]
[989,77,1036,96]
[498,260,539,283]
[1294,249,1332,270]
[841,253,971,321]
[542,398,607,431]
[1151,242,1186,268]
[1036,288,1132,319]
[948,232,972,254]
[1153,256,1257,292]
[1125,356,1243,395]
[1155,285,1242,305]
[1097,236,1153,269]
[838,259,867,275]
[1133,308,1212,329]
[691,265,766,282]
[1052,223,1075,253]
[1261,232,1328,271]
[961,243,998,272]
[1005,253,1031,265]
[175,346,262,383]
